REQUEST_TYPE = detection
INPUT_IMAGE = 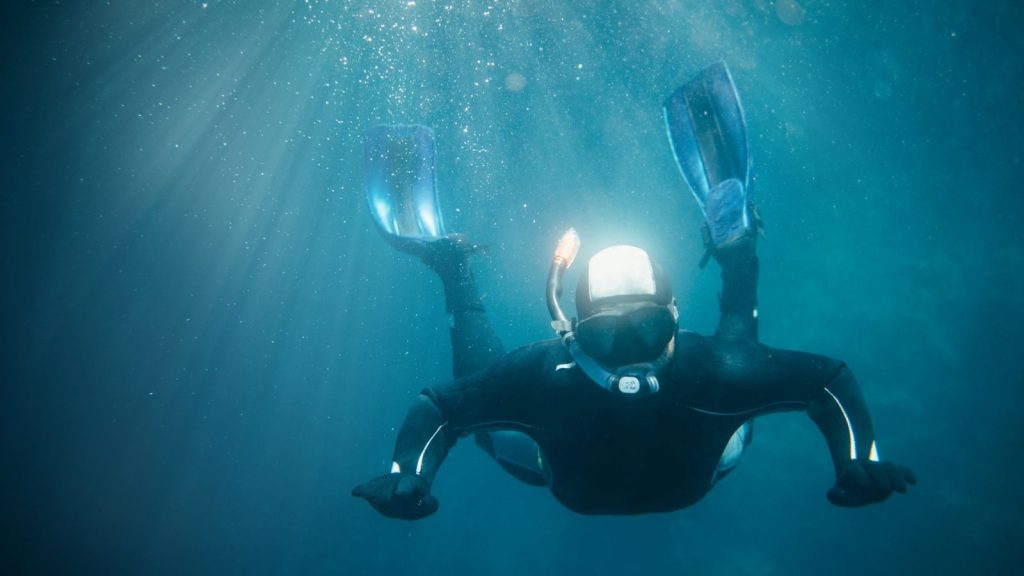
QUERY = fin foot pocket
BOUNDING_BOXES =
[705,178,749,249]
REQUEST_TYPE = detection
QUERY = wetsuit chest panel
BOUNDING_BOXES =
[539,368,734,514]
[435,338,747,515]
[538,333,754,514]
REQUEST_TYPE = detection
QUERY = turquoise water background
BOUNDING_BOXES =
[3,1,1022,574]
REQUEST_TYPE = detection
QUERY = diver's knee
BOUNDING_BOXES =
[477,430,551,487]
[713,421,753,483]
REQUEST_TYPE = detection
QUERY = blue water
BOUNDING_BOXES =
[3,1,1022,574]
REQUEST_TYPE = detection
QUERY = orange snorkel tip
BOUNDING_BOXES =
[553,227,581,269]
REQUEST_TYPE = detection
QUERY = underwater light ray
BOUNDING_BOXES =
[167,37,339,381]
[10,4,254,379]
[7,4,338,469]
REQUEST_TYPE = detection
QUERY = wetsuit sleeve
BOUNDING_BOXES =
[388,342,550,484]
[801,361,879,472]
[388,393,451,487]
[691,340,878,475]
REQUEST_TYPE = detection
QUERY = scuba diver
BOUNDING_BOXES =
[352,63,916,520]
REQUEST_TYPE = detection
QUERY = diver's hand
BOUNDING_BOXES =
[827,460,917,507]
[352,473,438,520]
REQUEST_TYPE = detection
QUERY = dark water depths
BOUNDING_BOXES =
[3,1,1022,574]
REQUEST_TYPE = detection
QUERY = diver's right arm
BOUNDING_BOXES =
[352,342,552,520]
[351,394,451,520]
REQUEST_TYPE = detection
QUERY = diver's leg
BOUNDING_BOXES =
[417,236,550,486]
[474,430,552,486]
[711,420,752,483]
[437,249,550,485]
[713,223,760,342]
[413,235,506,378]
[709,215,760,482]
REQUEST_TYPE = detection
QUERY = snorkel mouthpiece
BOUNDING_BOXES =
[547,228,580,335]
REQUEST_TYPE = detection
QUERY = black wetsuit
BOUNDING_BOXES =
[384,245,879,515]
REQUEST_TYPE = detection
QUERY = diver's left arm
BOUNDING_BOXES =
[704,344,916,506]
[801,361,917,506]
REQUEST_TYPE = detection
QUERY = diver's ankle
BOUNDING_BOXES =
[442,275,485,314]
[420,234,474,278]
[712,230,756,268]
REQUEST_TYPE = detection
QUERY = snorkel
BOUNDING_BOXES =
[547,228,580,338]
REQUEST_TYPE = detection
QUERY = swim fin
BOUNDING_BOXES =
[663,62,752,249]
[363,124,447,251]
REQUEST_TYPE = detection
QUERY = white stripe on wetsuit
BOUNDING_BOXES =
[416,422,448,475]
[823,387,857,460]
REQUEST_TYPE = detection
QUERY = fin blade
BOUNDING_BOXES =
[663,62,751,208]
[363,124,446,240]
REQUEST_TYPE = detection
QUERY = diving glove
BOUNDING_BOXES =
[352,473,439,520]
[827,460,917,507]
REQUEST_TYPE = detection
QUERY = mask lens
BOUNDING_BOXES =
[576,305,675,365]
[630,307,675,350]
[576,315,621,359]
